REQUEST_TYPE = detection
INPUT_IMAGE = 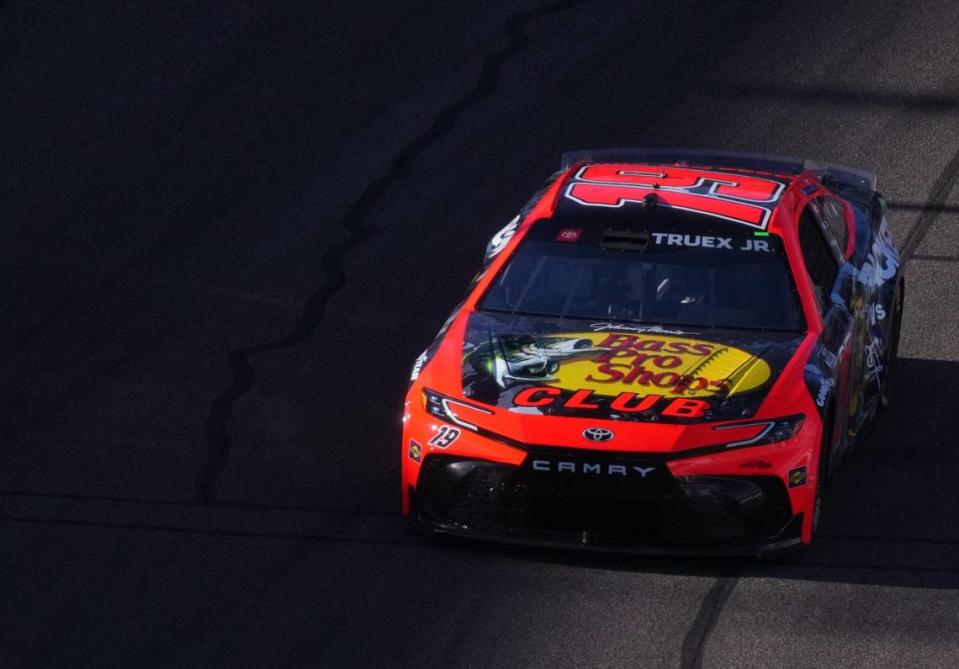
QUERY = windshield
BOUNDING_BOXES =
[479,221,804,331]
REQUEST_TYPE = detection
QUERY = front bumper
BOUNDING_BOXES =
[409,454,803,557]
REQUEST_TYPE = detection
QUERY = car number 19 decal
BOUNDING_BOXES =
[564,164,787,229]
[428,425,461,448]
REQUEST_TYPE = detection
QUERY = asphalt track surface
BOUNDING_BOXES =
[2,1,959,667]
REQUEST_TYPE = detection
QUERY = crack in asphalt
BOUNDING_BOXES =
[680,564,743,669]
[196,0,588,503]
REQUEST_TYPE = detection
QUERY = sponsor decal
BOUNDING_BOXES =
[818,347,838,370]
[408,440,422,463]
[815,377,833,408]
[864,336,884,384]
[410,350,428,382]
[464,331,772,419]
[513,387,710,418]
[563,164,787,229]
[590,322,691,336]
[461,320,792,422]
[555,227,582,242]
[788,466,808,488]
[428,425,460,448]
[650,232,771,252]
[856,219,898,391]
[485,215,519,260]
[740,459,773,470]
[510,332,771,399]
[857,217,900,285]
[866,303,886,326]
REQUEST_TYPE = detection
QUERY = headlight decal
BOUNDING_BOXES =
[712,414,805,450]
[423,388,494,431]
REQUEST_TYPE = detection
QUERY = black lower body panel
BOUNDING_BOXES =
[410,454,802,557]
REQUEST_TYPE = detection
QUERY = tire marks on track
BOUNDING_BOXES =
[196,0,588,503]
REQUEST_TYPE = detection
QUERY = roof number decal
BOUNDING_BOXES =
[564,164,788,229]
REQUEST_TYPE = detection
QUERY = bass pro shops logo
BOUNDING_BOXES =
[506,332,771,419]
[466,331,773,420]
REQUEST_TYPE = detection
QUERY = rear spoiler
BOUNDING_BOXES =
[560,147,876,195]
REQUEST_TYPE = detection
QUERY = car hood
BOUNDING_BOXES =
[457,311,804,428]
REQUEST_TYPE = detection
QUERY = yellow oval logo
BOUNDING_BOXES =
[543,332,771,399]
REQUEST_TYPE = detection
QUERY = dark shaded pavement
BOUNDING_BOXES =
[2,1,959,666]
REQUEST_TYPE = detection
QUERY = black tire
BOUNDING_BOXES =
[877,281,904,414]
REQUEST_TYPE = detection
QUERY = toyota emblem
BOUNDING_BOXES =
[582,427,614,442]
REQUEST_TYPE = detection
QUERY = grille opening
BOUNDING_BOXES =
[417,456,793,548]
[526,494,666,538]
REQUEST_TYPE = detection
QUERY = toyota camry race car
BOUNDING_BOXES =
[402,148,904,556]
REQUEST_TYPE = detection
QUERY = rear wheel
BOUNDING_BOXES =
[878,282,904,413]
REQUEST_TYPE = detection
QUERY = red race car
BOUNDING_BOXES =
[402,148,904,556]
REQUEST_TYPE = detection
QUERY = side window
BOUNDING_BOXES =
[798,208,839,309]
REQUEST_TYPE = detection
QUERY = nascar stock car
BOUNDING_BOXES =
[401,148,904,556]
